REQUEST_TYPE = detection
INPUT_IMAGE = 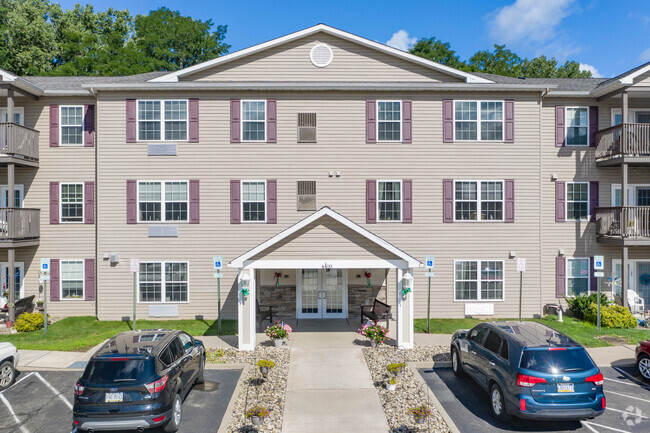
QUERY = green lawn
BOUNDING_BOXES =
[0,316,237,352]
[414,316,650,348]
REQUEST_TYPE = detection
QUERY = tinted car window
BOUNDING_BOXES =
[500,340,509,360]
[178,333,193,352]
[159,348,173,367]
[169,338,184,361]
[483,331,502,354]
[520,348,595,373]
[468,326,488,344]
[83,358,155,383]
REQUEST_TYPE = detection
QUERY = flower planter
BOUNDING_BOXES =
[251,416,263,426]
[273,338,285,348]
[370,340,378,348]
[260,366,270,377]
[414,416,427,425]
[386,382,396,391]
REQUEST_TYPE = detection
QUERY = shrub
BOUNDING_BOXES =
[584,303,637,328]
[14,312,49,332]
[387,362,406,375]
[245,405,271,419]
[255,359,275,368]
[566,294,609,320]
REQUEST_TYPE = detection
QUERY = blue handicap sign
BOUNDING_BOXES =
[213,256,223,270]
[425,255,435,269]
[43,264,48,270]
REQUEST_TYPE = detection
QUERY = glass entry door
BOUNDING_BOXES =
[297,268,347,318]
[0,262,24,308]
[636,262,650,309]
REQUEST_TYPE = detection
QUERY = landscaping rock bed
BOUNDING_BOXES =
[362,345,451,433]
[207,346,290,433]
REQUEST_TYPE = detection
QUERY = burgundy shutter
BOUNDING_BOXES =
[504,100,514,143]
[402,179,412,223]
[267,179,277,224]
[49,182,59,224]
[443,179,454,223]
[443,99,453,143]
[590,181,599,222]
[590,257,597,293]
[188,98,199,143]
[230,180,241,224]
[555,181,566,222]
[84,258,95,301]
[189,180,200,224]
[555,106,565,147]
[50,259,60,302]
[126,99,136,143]
[556,256,566,298]
[366,179,377,223]
[589,106,599,147]
[267,99,277,143]
[84,104,95,147]
[366,100,376,143]
[402,100,412,143]
[49,105,59,147]
[84,181,94,224]
[504,179,515,223]
[230,100,241,143]
[126,180,137,224]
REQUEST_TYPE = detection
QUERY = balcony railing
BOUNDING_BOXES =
[596,206,650,239]
[0,208,40,242]
[0,123,39,161]
[595,123,650,160]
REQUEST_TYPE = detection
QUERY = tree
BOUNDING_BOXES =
[409,37,466,70]
[468,45,523,77]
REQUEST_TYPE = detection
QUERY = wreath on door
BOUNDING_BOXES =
[639,274,650,285]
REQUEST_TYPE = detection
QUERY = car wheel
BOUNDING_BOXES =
[638,354,650,381]
[490,383,512,422]
[164,393,182,433]
[0,360,15,391]
[451,347,465,377]
[196,357,205,384]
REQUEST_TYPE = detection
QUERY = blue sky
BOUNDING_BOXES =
[57,0,650,78]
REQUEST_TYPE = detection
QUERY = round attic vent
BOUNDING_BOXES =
[310,44,333,68]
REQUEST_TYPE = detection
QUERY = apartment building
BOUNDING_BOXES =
[0,24,648,349]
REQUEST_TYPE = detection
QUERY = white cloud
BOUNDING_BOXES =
[639,48,650,62]
[579,63,601,77]
[386,30,416,52]
[489,0,576,45]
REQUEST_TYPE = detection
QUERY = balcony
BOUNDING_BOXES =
[0,208,40,247]
[596,206,650,245]
[0,123,39,166]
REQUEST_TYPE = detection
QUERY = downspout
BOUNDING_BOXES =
[89,86,99,320]
[538,88,550,317]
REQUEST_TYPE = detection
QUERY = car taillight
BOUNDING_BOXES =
[517,373,547,387]
[548,347,567,351]
[145,375,168,394]
[153,415,166,423]
[585,372,604,386]
[520,399,526,411]
[74,382,85,396]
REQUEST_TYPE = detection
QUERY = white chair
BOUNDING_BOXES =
[628,290,645,315]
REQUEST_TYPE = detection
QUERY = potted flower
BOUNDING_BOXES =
[387,362,406,377]
[265,321,291,347]
[256,359,275,378]
[385,376,397,391]
[245,405,271,426]
[409,404,433,424]
[358,323,389,347]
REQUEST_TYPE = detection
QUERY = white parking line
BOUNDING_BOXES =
[612,366,650,389]
[582,420,631,433]
[33,372,73,410]
[607,406,650,419]
[581,421,600,433]
[0,372,34,395]
[605,377,641,387]
[607,390,650,403]
[0,393,30,433]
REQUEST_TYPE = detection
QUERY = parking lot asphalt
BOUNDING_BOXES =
[0,368,242,433]
[419,365,650,433]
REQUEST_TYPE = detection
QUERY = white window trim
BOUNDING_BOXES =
[610,183,650,206]
[59,105,85,147]
[565,106,590,147]
[136,180,189,223]
[453,259,505,302]
[136,99,189,143]
[565,257,590,297]
[376,100,402,143]
[241,100,267,143]
[241,180,267,223]
[453,100,505,142]
[611,108,650,126]
[453,180,505,222]
[137,260,190,304]
[377,179,402,223]
[60,259,85,301]
[565,182,590,221]
[60,182,84,224]
[0,107,25,125]
[0,261,25,301]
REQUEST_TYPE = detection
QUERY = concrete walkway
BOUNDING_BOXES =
[281,319,389,433]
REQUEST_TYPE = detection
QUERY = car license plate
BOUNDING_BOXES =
[557,383,574,393]
[105,392,123,403]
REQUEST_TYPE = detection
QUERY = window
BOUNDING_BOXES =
[454,101,503,141]
[378,181,401,221]
[138,261,189,303]
[61,260,84,299]
[500,339,509,360]
[468,325,488,344]
[454,181,503,221]
[60,183,83,223]
[138,181,188,222]
[567,258,589,297]
[566,107,589,146]
[377,101,401,141]
[137,100,187,141]
[178,333,193,352]
[242,101,266,141]
[242,181,266,222]
[60,106,84,145]
[455,260,504,301]
[566,182,589,221]
[483,331,502,354]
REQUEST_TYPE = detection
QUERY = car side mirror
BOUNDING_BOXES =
[194,339,203,347]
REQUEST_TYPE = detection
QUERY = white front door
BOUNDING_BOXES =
[0,262,25,308]
[297,268,347,319]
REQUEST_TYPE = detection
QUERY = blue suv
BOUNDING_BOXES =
[450,321,605,421]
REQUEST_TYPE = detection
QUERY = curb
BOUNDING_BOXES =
[216,363,250,433]
[407,361,461,433]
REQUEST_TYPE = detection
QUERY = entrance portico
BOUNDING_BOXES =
[229,207,422,350]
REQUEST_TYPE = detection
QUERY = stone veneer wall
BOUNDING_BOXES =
[258,284,297,320]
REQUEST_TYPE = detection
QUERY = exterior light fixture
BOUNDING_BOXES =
[240,270,251,296]
[402,272,413,297]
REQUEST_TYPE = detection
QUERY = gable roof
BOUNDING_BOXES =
[228,207,422,268]
[0,67,44,97]
[149,24,493,84]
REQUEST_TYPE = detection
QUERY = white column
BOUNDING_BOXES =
[396,268,414,349]
[237,268,256,351]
